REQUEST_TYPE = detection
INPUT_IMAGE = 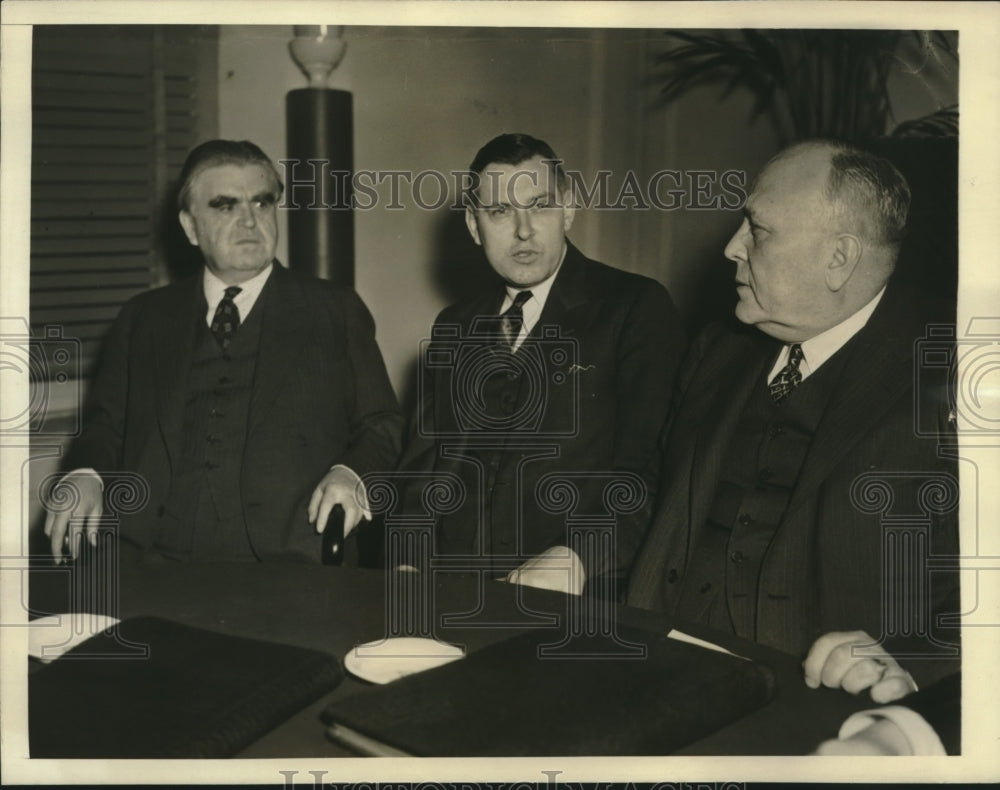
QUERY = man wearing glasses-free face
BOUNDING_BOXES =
[45,139,402,565]
[395,132,685,598]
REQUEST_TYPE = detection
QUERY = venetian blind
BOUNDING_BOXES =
[30,25,217,378]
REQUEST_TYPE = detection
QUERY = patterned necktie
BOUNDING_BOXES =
[499,290,532,350]
[769,343,804,404]
[210,285,242,351]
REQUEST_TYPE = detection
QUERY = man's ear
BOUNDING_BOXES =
[826,233,862,291]
[560,185,577,233]
[178,211,200,247]
[465,206,482,246]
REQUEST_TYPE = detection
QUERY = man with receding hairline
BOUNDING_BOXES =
[627,140,959,699]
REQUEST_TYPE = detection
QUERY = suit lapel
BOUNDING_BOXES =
[152,276,202,464]
[247,265,310,436]
[530,243,591,339]
[686,330,775,560]
[785,284,916,519]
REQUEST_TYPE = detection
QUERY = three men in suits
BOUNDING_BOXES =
[395,133,684,596]
[45,140,402,563]
[626,140,959,693]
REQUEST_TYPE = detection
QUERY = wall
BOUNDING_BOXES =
[217,25,783,398]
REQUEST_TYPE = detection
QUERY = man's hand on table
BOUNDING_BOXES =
[308,465,370,540]
[803,630,917,703]
[813,716,915,756]
[501,545,585,596]
[44,470,103,565]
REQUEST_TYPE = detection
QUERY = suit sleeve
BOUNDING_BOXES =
[328,288,403,477]
[394,308,450,476]
[61,298,138,474]
[588,281,685,581]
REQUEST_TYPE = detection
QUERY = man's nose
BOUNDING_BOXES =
[237,203,257,227]
[513,209,534,240]
[723,219,749,262]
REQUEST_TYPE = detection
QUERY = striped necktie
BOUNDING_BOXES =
[499,290,532,350]
[769,343,804,404]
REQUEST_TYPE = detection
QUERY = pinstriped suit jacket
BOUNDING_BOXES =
[626,280,960,686]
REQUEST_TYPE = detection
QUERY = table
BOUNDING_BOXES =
[28,560,871,757]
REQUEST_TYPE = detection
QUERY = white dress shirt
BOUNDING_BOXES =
[767,287,886,383]
[202,261,274,326]
[497,245,567,351]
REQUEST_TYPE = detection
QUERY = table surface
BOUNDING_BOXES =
[28,560,870,757]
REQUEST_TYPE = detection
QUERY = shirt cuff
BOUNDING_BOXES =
[839,707,947,756]
[66,468,105,491]
[330,464,368,513]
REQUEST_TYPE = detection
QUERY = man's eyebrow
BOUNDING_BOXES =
[480,188,555,209]
[208,195,238,208]
[253,191,277,204]
[743,204,767,227]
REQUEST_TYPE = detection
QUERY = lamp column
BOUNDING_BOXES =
[285,25,354,285]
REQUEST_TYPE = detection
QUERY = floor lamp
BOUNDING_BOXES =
[286,25,354,285]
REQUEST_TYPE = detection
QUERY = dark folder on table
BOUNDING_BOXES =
[322,626,775,756]
[30,616,343,758]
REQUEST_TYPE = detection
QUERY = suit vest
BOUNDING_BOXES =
[673,345,850,639]
[155,294,265,558]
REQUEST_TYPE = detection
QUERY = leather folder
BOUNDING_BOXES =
[30,616,343,758]
[322,626,775,756]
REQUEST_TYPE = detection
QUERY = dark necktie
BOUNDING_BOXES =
[210,286,242,351]
[769,343,804,404]
[499,290,532,350]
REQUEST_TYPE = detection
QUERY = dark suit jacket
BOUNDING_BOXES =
[64,263,403,561]
[901,671,960,754]
[626,280,959,685]
[396,242,684,582]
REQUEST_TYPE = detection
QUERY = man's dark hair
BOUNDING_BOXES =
[176,139,284,211]
[466,133,567,205]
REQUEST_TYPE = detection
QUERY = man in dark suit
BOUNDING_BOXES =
[627,140,959,693]
[44,140,402,564]
[395,133,684,596]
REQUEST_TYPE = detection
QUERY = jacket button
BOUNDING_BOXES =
[667,569,678,583]
[738,513,752,526]
[730,550,745,564]
[758,468,772,481]
[768,425,784,438]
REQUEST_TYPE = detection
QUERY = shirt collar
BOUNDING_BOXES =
[501,243,567,313]
[799,285,886,375]
[202,262,274,324]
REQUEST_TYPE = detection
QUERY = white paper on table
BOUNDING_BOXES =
[27,613,121,663]
[667,628,749,660]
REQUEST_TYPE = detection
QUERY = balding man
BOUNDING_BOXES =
[627,141,959,697]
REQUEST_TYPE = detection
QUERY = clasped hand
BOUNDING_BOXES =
[308,465,371,545]
[803,630,917,703]
[500,545,585,596]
